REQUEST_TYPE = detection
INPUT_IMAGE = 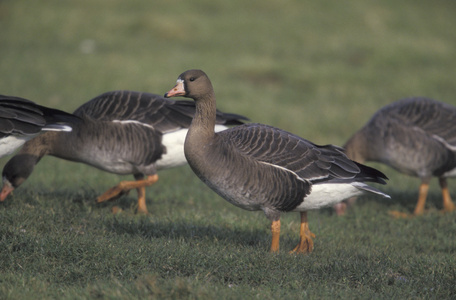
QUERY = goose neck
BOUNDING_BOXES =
[189,94,217,139]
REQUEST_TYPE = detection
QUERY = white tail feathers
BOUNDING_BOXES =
[42,124,73,132]
[352,182,391,199]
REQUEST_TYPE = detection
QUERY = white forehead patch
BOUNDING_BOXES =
[176,78,184,84]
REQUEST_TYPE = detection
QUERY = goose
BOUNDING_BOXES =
[0,95,78,158]
[1,90,248,213]
[343,97,456,217]
[164,69,390,253]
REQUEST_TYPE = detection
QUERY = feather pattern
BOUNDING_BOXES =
[345,97,456,179]
[0,95,78,157]
[343,97,456,216]
[190,123,387,215]
[1,90,248,190]
[74,90,246,134]
[0,95,76,137]
[165,70,389,222]
[165,69,390,252]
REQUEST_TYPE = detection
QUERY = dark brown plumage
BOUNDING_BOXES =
[343,97,456,217]
[0,94,78,157]
[165,69,389,253]
[1,90,248,213]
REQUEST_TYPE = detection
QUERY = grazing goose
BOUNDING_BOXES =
[1,90,248,213]
[164,69,390,253]
[0,95,77,158]
[343,97,456,217]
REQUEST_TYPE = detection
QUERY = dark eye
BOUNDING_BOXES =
[189,77,196,82]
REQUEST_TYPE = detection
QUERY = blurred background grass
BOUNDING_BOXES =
[1,0,456,191]
[1,0,456,298]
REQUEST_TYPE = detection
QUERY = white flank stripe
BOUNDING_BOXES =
[432,134,456,151]
[112,120,155,130]
[258,160,326,182]
[42,125,73,132]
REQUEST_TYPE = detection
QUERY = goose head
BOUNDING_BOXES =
[164,69,214,101]
[1,154,37,201]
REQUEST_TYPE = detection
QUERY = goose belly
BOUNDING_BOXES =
[202,177,262,211]
[74,151,140,174]
[293,183,363,211]
[156,125,228,170]
[0,135,32,157]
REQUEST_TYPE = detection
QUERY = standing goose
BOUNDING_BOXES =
[343,97,456,217]
[1,90,248,213]
[0,95,78,158]
[164,69,390,253]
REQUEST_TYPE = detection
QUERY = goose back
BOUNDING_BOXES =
[0,95,77,137]
[165,69,390,252]
[67,90,247,173]
[74,90,246,133]
[2,90,248,190]
[345,97,456,178]
[185,122,387,218]
[0,95,78,158]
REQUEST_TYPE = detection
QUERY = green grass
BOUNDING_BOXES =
[1,0,456,298]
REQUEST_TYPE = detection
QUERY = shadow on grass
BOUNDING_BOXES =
[365,188,447,211]
[10,183,451,217]
[0,187,278,251]
[315,187,449,217]
[6,186,139,210]
[105,216,274,251]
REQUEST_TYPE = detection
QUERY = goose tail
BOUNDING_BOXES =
[352,182,391,199]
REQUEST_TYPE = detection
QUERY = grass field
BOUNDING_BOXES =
[1,0,456,299]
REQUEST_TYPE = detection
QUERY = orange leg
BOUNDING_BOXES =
[96,174,159,214]
[136,184,148,214]
[439,178,455,213]
[290,211,315,254]
[389,181,429,218]
[333,202,347,216]
[413,181,429,215]
[334,196,357,216]
[270,219,281,253]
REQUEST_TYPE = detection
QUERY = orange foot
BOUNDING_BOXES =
[290,231,316,254]
[388,209,430,218]
[388,210,412,219]
[97,183,131,203]
[111,206,123,214]
[334,202,347,216]
[136,205,149,215]
[437,203,455,216]
[442,201,455,213]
